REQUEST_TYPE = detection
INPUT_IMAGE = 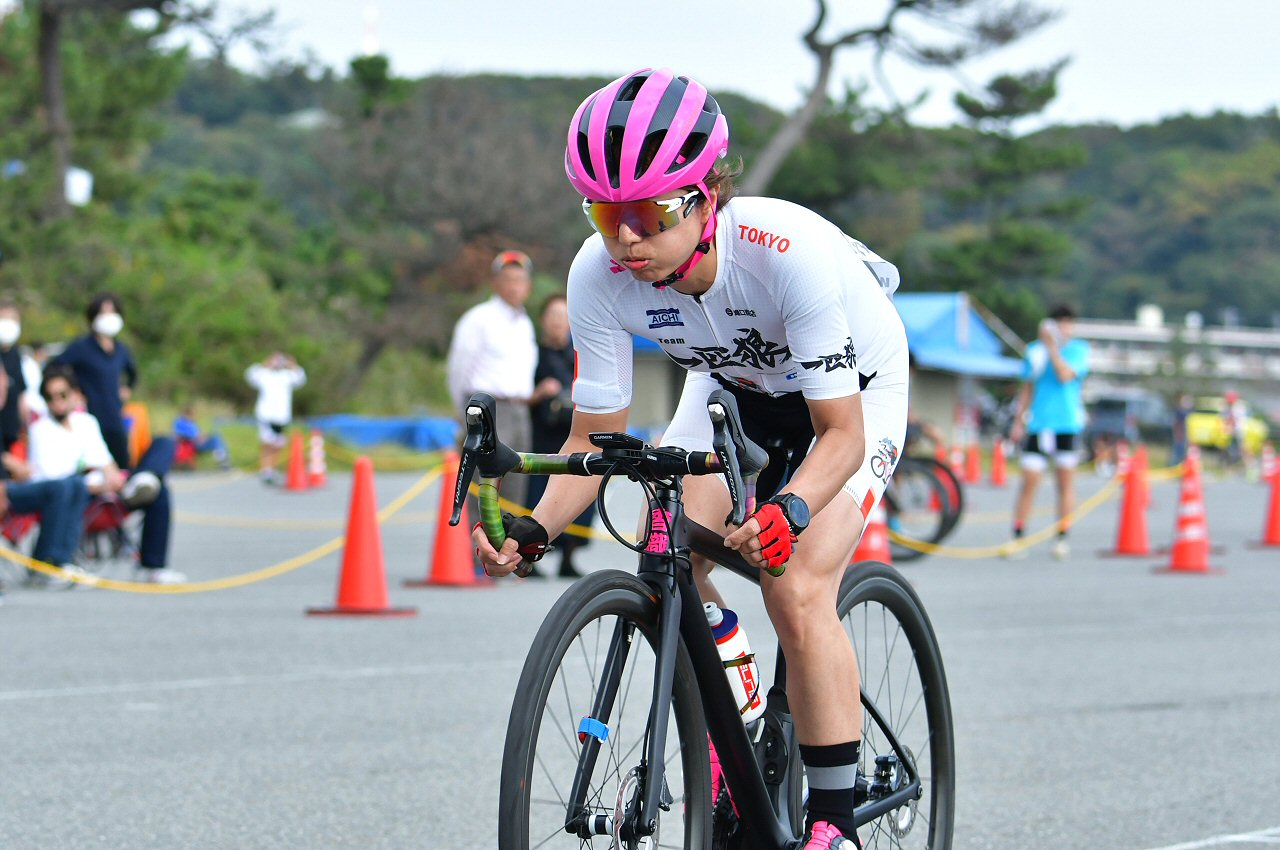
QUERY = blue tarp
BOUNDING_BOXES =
[894,293,1023,379]
[308,415,459,451]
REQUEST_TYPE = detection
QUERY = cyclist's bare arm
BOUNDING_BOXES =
[472,407,629,575]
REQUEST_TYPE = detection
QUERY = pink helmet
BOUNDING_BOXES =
[565,68,729,202]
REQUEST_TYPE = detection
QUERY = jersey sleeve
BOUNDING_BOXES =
[771,237,865,400]
[566,243,635,415]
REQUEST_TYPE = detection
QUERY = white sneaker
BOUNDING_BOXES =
[122,472,162,509]
[1051,539,1070,560]
[137,567,187,584]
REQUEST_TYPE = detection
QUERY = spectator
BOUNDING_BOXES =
[0,366,92,593]
[1007,304,1091,560]
[173,405,232,470]
[21,340,50,422]
[446,249,538,511]
[1222,390,1248,468]
[1170,393,1193,466]
[0,298,28,456]
[29,364,184,584]
[245,352,306,485]
[527,294,593,578]
[51,293,137,470]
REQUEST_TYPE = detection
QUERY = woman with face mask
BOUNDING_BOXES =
[50,293,138,470]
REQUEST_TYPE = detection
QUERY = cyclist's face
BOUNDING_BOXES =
[601,189,713,283]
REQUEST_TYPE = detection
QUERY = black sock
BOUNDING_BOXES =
[800,740,860,838]
[1013,522,1025,538]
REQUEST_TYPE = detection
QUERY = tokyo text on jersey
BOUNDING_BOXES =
[567,197,906,415]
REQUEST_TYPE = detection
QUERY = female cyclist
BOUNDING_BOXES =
[473,68,909,850]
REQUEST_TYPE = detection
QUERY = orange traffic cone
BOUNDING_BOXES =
[308,430,327,488]
[950,444,965,477]
[990,439,1007,488]
[1253,464,1280,547]
[1133,443,1150,507]
[405,451,491,588]
[852,502,892,565]
[1155,453,1219,574]
[1115,442,1131,478]
[963,442,981,485]
[308,457,417,616]
[1105,453,1150,556]
[1261,442,1276,483]
[286,431,309,492]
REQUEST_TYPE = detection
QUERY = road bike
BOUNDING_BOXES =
[453,392,955,849]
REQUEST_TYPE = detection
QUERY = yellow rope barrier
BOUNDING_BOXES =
[3,467,441,594]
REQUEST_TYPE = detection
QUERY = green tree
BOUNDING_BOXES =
[915,62,1086,335]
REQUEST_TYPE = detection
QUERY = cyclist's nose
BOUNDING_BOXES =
[616,221,644,244]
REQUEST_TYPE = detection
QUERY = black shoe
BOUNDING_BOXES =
[522,567,547,579]
[557,562,584,579]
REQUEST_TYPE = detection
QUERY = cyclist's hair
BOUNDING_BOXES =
[1048,303,1076,321]
[40,362,80,400]
[86,292,123,324]
[703,157,743,210]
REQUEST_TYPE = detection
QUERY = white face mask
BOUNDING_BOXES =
[0,318,19,348]
[93,312,124,338]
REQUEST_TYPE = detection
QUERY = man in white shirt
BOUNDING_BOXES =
[446,250,539,512]
[245,352,306,484]
[28,364,183,584]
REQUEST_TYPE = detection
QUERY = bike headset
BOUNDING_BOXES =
[565,68,730,289]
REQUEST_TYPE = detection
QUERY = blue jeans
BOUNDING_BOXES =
[134,437,175,569]
[7,475,90,566]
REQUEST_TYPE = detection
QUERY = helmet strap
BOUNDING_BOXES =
[652,181,716,290]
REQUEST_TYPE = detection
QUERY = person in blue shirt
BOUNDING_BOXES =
[1008,304,1090,560]
[173,405,232,470]
[51,293,137,470]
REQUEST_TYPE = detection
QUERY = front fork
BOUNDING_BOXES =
[566,496,686,841]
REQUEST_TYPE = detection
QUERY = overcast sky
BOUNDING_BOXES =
[222,0,1278,128]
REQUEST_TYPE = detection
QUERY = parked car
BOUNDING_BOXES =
[1186,396,1269,454]
[1083,389,1173,460]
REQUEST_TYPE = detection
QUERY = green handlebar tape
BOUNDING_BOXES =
[478,479,506,547]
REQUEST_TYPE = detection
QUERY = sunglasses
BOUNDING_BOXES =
[582,191,701,239]
[44,390,72,402]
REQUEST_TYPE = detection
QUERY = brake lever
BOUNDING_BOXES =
[707,389,770,526]
[451,392,521,526]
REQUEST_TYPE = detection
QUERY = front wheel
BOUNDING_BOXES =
[840,562,955,849]
[499,570,712,849]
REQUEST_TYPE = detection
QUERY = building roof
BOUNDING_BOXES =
[895,293,1023,379]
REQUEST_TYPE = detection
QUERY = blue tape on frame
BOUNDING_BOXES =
[577,717,609,744]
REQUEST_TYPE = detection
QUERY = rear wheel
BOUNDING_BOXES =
[499,570,712,849]
[838,562,954,849]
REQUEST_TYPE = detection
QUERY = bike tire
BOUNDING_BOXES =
[886,459,951,563]
[918,457,965,538]
[838,561,955,850]
[499,570,713,850]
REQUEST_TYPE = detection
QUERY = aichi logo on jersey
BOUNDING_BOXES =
[646,308,684,329]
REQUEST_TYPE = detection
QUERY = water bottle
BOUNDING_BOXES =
[704,602,766,724]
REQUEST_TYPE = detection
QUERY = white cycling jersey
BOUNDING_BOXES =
[567,196,906,414]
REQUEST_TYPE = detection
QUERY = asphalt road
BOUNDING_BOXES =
[1,462,1277,849]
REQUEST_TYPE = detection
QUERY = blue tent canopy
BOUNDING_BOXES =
[894,293,1023,379]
